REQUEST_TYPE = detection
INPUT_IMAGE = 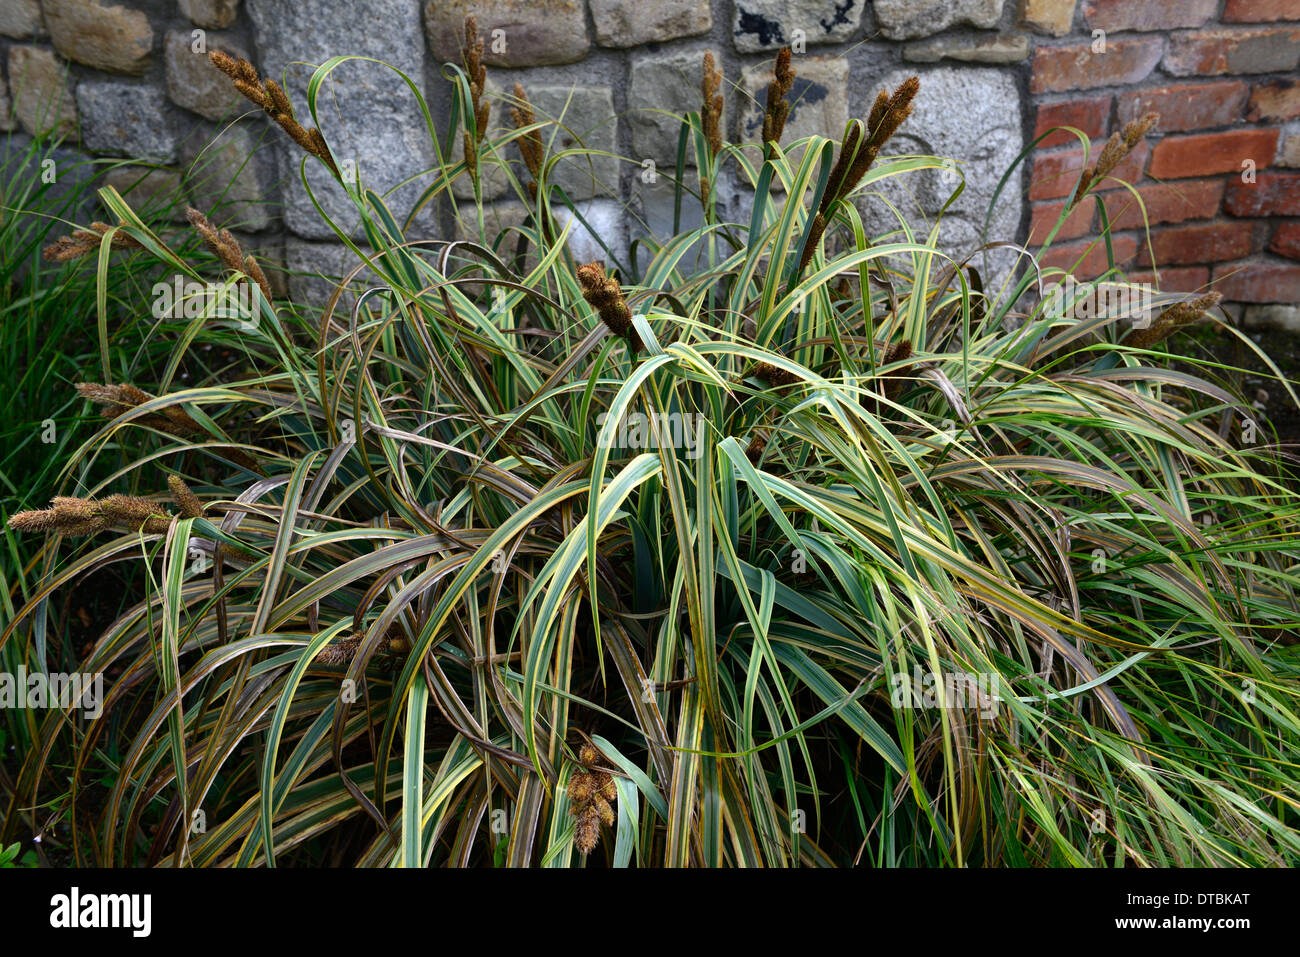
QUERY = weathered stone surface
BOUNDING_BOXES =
[284,238,417,307]
[555,200,625,264]
[247,0,433,240]
[180,0,241,29]
[857,68,1024,283]
[1031,38,1163,93]
[284,238,353,307]
[182,123,276,231]
[1165,28,1300,77]
[1248,80,1300,123]
[0,0,44,38]
[740,56,848,143]
[629,49,727,167]
[1279,124,1300,167]
[77,82,178,163]
[529,86,619,200]
[1242,303,1300,332]
[43,0,153,75]
[425,0,589,68]
[874,0,1003,41]
[8,46,78,138]
[102,166,189,222]
[0,70,12,133]
[165,30,248,121]
[1083,0,1216,32]
[591,0,711,47]
[630,170,746,271]
[731,0,863,52]
[1020,0,1076,36]
[904,34,1030,63]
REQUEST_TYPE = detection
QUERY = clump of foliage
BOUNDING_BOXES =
[3,25,1299,867]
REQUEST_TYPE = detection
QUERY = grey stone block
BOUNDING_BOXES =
[855,67,1024,289]
[630,49,727,168]
[529,85,618,201]
[8,45,78,139]
[43,0,153,75]
[425,0,589,68]
[740,56,849,144]
[732,0,864,53]
[77,82,178,163]
[0,0,44,39]
[182,122,278,231]
[874,0,1004,41]
[247,0,434,240]
[102,165,189,223]
[592,0,711,47]
[166,30,249,121]
[180,0,241,29]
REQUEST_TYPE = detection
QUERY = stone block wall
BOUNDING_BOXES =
[1,0,1297,325]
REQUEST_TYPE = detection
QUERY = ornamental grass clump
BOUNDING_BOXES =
[4,28,1299,871]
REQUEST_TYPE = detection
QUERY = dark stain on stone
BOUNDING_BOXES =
[745,79,828,135]
[820,0,856,33]
[736,8,785,47]
[789,78,829,110]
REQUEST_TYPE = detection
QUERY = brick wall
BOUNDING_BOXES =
[1,0,1297,320]
[1025,0,1300,326]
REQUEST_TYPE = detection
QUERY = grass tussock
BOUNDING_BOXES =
[2,35,1298,870]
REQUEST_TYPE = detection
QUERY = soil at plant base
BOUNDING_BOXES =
[1176,323,1300,493]
[1237,325,1300,494]
[1241,325,1300,442]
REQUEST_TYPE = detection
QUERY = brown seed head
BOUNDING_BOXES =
[168,475,204,519]
[573,806,600,854]
[1125,291,1221,350]
[510,83,545,180]
[576,262,642,352]
[702,51,725,158]
[762,47,795,146]
[751,361,799,389]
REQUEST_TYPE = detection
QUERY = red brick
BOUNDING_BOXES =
[1106,180,1226,230]
[1030,38,1163,93]
[1247,79,1300,122]
[1116,81,1247,133]
[1128,267,1212,293]
[1137,221,1262,266]
[1223,0,1300,22]
[1271,223,1300,260]
[1035,96,1111,148]
[1212,262,1300,301]
[1041,234,1139,279]
[1030,200,1096,242]
[1224,172,1300,216]
[1031,140,1149,200]
[1148,129,1278,178]
[1084,0,1216,31]
[1165,28,1300,76]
